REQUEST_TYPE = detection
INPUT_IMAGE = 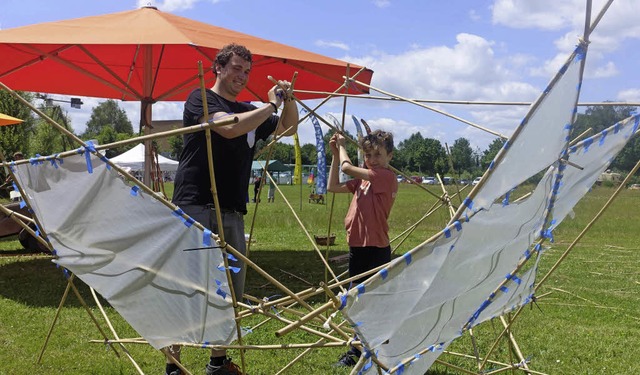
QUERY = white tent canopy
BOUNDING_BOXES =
[111,143,179,172]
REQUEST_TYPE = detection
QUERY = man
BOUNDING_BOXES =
[168,43,298,375]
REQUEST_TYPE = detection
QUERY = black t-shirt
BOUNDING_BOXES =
[172,88,278,214]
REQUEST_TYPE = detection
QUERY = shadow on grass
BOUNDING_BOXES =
[0,249,351,308]
[0,256,103,308]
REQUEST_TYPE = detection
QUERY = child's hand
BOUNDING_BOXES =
[329,134,339,154]
[335,134,346,147]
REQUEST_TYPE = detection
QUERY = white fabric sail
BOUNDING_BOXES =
[11,152,235,349]
[340,42,592,374]
[471,44,586,211]
[550,114,640,229]
[342,171,554,374]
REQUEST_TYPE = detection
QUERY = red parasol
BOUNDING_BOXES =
[0,6,372,104]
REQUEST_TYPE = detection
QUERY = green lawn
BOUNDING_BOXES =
[1,183,639,374]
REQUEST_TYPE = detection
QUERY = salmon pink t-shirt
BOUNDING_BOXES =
[344,167,398,247]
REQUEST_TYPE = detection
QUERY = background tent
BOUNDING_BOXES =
[251,160,291,172]
[111,143,178,172]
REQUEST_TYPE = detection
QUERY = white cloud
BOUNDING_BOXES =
[359,33,537,103]
[315,40,350,51]
[373,0,390,9]
[493,0,640,84]
[468,9,481,22]
[491,0,584,30]
[137,0,223,12]
[617,88,640,103]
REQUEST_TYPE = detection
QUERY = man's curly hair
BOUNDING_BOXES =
[213,43,253,77]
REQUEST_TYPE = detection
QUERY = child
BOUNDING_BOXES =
[327,130,397,367]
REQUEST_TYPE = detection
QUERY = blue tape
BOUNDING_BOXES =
[81,141,97,174]
[227,253,238,262]
[599,129,608,146]
[583,137,593,152]
[463,197,473,209]
[403,252,412,265]
[357,284,365,296]
[454,220,462,231]
[339,295,347,310]
[379,268,388,280]
[130,186,140,196]
[203,229,212,247]
[443,228,451,238]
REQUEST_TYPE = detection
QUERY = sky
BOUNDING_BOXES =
[1,0,639,152]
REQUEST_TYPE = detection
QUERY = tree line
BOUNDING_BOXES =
[1,90,638,183]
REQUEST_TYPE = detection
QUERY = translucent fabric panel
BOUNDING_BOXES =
[551,115,640,228]
[472,45,585,210]
[342,172,554,374]
[12,152,235,349]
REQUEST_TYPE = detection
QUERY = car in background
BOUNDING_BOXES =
[410,176,423,184]
[459,179,470,185]
[422,176,436,185]
[443,176,454,185]
[396,175,405,183]
[472,176,482,186]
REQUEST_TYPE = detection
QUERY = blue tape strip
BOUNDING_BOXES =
[500,286,509,293]
[82,141,97,174]
[130,186,140,196]
[403,252,412,265]
[227,253,238,262]
[502,191,511,206]
[203,229,212,247]
[443,228,451,238]
[379,268,388,280]
[339,295,347,310]
[583,137,593,152]
[599,129,608,146]
[357,284,365,296]
[454,220,462,231]
[463,197,473,209]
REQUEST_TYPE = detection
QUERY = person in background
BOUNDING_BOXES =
[267,177,275,203]
[253,176,261,203]
[169,43,299,375]
[327,130,397,367]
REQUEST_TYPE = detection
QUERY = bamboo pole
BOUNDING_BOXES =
[346,77,507,139]
[89,288,145,375]
[37,274,74,363]
[197,61,247,372]
[292,90,640,108]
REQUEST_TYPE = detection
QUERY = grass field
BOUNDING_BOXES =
[1,182,639,374]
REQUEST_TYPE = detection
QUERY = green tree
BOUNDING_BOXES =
[167,130,184,160]
[395,133,445,175]
[572,105,635,138]
[82,100,133,139]
[481,138,506,169]
[0,90,35,158]
[449,137,474,174]
[300,143,317,165]
[29,105,72,155]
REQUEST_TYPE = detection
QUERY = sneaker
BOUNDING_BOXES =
[333,352,358,367]
[165,369,181,375]
[205,357,243,375]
